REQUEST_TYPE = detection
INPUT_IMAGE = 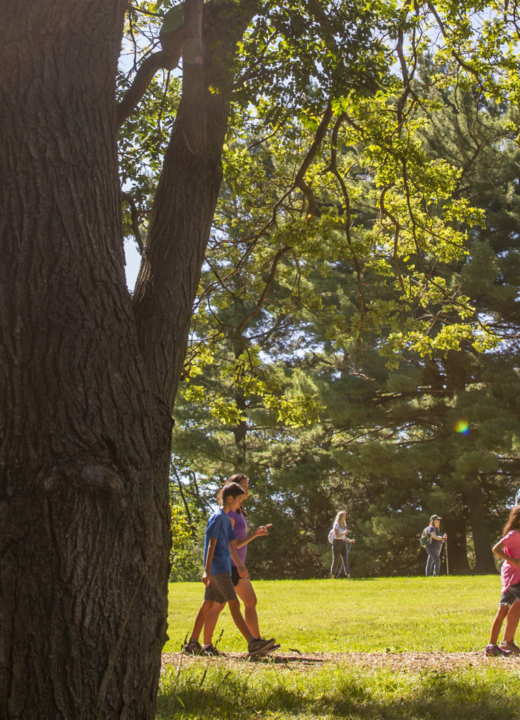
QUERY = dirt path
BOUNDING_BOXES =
[162,651,520,672]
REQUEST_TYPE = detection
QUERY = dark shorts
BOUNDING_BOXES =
[499,582,520,606]
[231,565,250,587]
[204,572,237,604]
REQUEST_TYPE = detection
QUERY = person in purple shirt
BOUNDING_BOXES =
[203,473,273,654]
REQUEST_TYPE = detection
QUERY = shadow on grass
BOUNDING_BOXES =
[157,663,519,719]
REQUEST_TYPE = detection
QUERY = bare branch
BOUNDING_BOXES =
[235,245,290,333]
[171,465,197,536]
[122,191,145,255]
[117,28,183,128]
[330,113,366,358]
[294,101,333,217]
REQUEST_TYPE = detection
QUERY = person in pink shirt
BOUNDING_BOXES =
[486,505,520,656]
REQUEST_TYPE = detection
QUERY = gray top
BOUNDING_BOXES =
[333,521,348,541]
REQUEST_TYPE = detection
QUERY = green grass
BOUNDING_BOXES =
[159,576,519,719]
[165,576,501,653]
[157,664,520,719]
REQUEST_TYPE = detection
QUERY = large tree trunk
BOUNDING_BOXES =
[465,486,497,574]
[0,1,172,717]
[442,515,470,574]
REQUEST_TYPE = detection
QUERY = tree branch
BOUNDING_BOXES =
[269,101,333,223]
[172,465,196,536]
[132,0,260,409]
[122,191,145,255]
[235,245,290,333]
[294,101,333,218]
[116,28,183,128]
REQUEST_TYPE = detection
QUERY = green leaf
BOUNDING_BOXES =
[161,3,184,34]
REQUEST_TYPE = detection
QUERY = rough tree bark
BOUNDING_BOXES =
[465,486,497,574]
[0,0,256,717]
[442,515,470,574]
[0,1,173,717]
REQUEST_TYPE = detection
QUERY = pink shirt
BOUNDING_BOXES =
[500,530,520,591]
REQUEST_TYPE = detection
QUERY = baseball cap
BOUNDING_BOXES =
[430,514,442,522]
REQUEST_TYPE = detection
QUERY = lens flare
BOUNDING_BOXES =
[454,418,470,434]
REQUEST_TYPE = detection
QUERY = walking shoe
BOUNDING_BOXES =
[485,643,511,657]
[183,639,203,655]
[248,637,276,656]
[499,641,520,655]
[202,643,225,657]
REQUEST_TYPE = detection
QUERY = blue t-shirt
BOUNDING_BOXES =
[203,509,237,575]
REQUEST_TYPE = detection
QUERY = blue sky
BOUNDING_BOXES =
[125,238,141,292]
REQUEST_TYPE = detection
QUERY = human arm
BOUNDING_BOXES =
[342,528,355,544]
[234,524,273,549]
[493,540,520,567]
[229,540,248,578]
[202,536,217,586]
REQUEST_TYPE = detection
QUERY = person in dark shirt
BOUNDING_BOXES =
[425,515,447,576]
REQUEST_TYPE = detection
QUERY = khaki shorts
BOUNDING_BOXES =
[204,572,237,604]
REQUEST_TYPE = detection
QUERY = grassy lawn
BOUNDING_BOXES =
[158,664,520,719]
[165,576,501,653]
[159,576,519,719]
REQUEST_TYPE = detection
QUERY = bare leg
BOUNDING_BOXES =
[227,598,255,642]
[503,601,520,644]
[489,604,509,645]
[203,602,225,646]
[190,599,215,642]
[235,578,260,638]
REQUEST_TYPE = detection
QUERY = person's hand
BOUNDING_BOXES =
[443,534,447,539]
[351,539,356,544]
[202,571,211,586]
[254,524,272,538]
[237,564,249,579]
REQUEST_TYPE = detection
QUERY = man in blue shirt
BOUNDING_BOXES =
[183,482,276,656]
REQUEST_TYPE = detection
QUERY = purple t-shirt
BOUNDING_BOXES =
[227,510,249,566]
